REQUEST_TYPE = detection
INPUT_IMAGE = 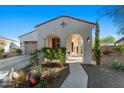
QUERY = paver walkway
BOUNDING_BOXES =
[61,63,88,88]
[0,55,30,71]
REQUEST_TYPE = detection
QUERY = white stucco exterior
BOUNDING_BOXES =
[0,36,20,52]
[19,31,37,54]
[19,16,96,64]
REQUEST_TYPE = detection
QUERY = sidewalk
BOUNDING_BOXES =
[61,63,88,88]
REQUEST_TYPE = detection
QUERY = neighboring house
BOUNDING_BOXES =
[0,36,20,52]
[19,15,96,64]
[115,37,124,46]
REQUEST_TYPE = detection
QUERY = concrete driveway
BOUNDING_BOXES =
[0,55,30,71]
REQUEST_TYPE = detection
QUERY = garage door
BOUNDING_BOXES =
[25,41,37,54]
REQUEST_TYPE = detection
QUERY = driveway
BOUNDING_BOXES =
[0,55,30,71]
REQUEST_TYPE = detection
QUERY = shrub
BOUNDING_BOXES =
[2,53,7,58]
[42,47,54,62]
[30,64,43,80]
[42,47,66,65]
[54,47,66,63]
[16,49,22,55]
[120,63,124,70]
[112,60,124,70]
[37,79,48,88]
[112,60,121,69]
[0,48,4,54]
[30,49,42,65]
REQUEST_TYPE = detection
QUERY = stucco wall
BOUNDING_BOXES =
[36,17,95,64]
[0,39,19,52]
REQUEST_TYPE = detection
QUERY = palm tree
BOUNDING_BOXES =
[99,5,124,35]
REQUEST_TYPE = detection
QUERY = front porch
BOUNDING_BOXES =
[44,34,84,63]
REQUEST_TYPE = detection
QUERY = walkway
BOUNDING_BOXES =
[0,55,30,71]
[61,63,88,88]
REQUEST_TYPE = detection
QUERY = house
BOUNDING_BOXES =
[0,36,20,52]
[115,37,124,46]
[19,16,96,64]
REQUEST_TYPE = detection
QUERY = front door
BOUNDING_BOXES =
[52,38,56,48]
[52,38,60,48]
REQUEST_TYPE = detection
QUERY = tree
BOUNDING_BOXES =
[94,21,101,65]
[0,40,6,48]
[99,5,124,35]
[100,36,115,45]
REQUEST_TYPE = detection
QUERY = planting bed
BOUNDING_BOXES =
[3,63,69,88]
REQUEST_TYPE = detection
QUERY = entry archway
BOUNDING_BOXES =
[45,34,60,48]
[66,34,84,63]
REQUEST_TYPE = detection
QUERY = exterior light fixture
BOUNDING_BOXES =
[87,37,90,44]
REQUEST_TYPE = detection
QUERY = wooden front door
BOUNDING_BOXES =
[52,38,60,48]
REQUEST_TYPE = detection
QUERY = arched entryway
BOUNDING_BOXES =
[66,34,84,63]
[45,34,60,48]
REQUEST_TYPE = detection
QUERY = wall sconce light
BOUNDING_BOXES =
[87,37,90,44]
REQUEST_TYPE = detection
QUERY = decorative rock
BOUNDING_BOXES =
[12,72,19,79]
[0,71,9,86]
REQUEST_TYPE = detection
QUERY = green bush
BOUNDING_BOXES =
[42,47,54,62]
[30,49,42,65]
[120,63,124,70]
[112,60,124,70]
[16,49,22,55]
[0,48,4,54]
[42,47,66,64]
[112,60,121,69]
[54,47,66,62]
[30,64,43,80]
[37,79,48,88]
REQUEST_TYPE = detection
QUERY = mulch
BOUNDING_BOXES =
[82,55,124,88]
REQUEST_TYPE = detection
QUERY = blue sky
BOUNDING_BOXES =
[0,5,122,41]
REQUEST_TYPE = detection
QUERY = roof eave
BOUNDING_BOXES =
[35,15,96,28]
[18,30,36,38]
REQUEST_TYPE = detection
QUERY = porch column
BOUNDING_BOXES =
[59,35,66,47]
[83,36,92,64]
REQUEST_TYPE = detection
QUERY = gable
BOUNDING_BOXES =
[35,16,96,28]
[19,16,96,38]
